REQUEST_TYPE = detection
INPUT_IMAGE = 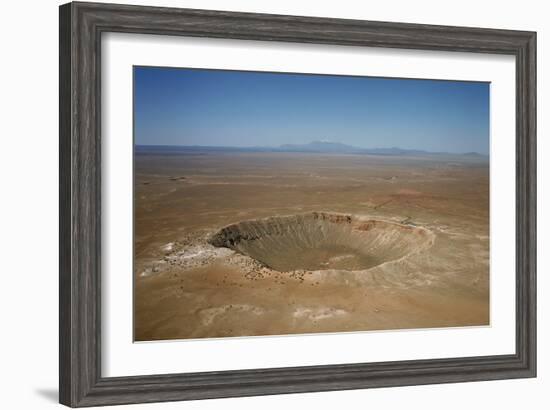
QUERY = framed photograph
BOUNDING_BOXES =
[59,1,536,407]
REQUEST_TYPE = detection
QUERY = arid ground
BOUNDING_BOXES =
[134,150,489,341]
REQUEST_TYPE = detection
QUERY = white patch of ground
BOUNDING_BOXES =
[199,304,264,326]
[161,242,174,253]
[139,260,167,277]
[293,307,348,321]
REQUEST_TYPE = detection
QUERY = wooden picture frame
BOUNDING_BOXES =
[59,1,536,407]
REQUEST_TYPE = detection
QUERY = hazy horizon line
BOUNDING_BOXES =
[135,142,488,156]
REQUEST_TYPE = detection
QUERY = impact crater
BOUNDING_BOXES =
[208,212,434,272]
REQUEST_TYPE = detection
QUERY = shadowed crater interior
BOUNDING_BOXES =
[208,212,433,272]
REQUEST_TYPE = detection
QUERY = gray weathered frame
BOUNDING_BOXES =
[59,1,536,407]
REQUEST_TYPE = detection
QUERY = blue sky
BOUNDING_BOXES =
[134,66,490,154]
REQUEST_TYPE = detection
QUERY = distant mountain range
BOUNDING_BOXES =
[136,141,488,158]
[279,141,358,153]
[278,141,487,157]
[279,141,430,155]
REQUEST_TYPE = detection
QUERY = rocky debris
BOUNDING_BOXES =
[162,245,233,271]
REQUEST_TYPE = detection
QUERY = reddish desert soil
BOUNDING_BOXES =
[134,152,489,341]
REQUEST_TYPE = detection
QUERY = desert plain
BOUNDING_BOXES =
[134,149,489,341]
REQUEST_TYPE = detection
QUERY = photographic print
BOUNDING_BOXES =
[133,66,490,342]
